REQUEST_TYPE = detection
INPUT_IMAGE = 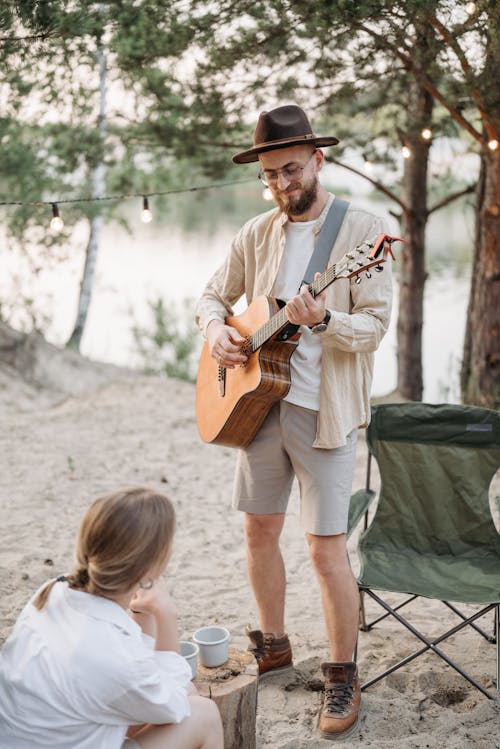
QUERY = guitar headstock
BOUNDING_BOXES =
[308,234,405,298]
[335,234,404,282]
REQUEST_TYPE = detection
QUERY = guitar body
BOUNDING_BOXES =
[196,296,299,448]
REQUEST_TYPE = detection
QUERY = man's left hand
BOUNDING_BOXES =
[285,273,326,327]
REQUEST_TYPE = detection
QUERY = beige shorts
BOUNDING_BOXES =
[233,401,358,535]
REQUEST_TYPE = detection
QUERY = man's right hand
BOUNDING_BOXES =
[206,319,248,369]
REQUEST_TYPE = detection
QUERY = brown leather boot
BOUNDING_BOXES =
[319,661,361,740]
[246,626,293,676]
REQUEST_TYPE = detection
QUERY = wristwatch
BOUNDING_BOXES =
[309,309,331,334]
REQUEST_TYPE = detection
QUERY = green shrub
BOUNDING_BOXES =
[132,297,199,382]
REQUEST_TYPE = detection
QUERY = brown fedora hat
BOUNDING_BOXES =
[232,104,339,164]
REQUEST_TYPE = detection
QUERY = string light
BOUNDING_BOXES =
[401,145,412,159]
[421,128,433,140]
[0,178,255,211]
[49,203,64,231]
[363,159,373,173]
[487,139,498,151]
[465,1,476,14]
[1,179,256,234]
[141,195,153,223]
[262,187,273,201]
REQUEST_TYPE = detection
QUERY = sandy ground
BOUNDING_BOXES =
[0,326,499,748]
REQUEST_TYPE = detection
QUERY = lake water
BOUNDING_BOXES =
[0,181,473,403]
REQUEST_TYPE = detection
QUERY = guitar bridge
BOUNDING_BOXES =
[217,365,226,397]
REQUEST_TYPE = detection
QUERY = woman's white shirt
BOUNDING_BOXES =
[0,581,192,748]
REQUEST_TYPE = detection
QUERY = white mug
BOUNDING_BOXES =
[193,626,230,668]
[180,640,199,679]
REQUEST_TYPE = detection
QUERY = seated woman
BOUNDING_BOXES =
[0,486,223,749]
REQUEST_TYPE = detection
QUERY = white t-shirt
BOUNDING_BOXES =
[272,219,322,411]
[0,581,192,748]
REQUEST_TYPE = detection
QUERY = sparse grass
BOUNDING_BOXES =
[132,297,199,382]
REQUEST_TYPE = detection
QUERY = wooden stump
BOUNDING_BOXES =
[194,646,259,749]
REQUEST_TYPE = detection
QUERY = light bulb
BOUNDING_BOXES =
[262,187,273,201]
[487,139,498,151]
[401,145,411,159]
[141,196,153,223]
[364,160,373,173]
[465,2,476,15]
[50,203,64,231]
[421,128,433,140]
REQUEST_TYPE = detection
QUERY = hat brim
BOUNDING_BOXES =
[232,135,339,164]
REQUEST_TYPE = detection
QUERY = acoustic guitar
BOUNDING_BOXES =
[196,233,401,449]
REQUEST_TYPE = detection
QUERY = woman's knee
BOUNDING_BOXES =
[133,697,222,749]
[190,695,222,734]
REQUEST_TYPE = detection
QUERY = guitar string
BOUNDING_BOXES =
[248,240,373,354]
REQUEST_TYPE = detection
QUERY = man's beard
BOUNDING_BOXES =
[275,175,318,217]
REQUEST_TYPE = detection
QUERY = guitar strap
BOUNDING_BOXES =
[301,197,350,286]
[276,196,350,342]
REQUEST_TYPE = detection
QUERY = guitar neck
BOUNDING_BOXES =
[250,305,290,351]
[247,233,399,353]
[248,259,343,352]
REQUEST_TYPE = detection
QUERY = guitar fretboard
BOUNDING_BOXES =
[249,262,340,352]
[255,231,386,354]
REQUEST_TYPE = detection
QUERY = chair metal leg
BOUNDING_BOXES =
[359,589,368,632]
[443,601,496,643]
[363,452,372,531]
[359,592,418,631]
[360,589,498,700]
[495,604,499,693]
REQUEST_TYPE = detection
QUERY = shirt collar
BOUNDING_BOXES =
[57,581,141,637]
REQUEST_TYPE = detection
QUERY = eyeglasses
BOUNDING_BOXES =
[258,151,316,187]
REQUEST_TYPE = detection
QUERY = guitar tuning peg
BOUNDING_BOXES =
[355,275,362,284]
[365,270,372,279]
[375,264,384,272]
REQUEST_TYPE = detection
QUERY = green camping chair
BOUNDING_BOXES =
[351,402,500,700]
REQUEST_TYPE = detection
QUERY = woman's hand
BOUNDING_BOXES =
[130,577,180,652]
[130,576,177,619]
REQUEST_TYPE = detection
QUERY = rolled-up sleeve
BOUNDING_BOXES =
[194,206,285,337]
[195,232,247,337]
[322,267,392,353]
[109,649,192,726]
[315,212,394,448]
[319,217,393,353]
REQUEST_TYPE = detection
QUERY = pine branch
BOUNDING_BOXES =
[355,21,484,146]
[326,156,407,213]
[428,184,476,215]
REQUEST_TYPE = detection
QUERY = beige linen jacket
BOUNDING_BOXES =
[195,193,393,448]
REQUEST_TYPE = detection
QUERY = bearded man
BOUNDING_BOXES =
[195,104,392,740]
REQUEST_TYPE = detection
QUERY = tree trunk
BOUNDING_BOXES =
[396,83,433,401]
[461,8,500,410]
[67,20,106,350]
[461,147,500,409]
[194,647,259,749]
[67,213,104,349]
